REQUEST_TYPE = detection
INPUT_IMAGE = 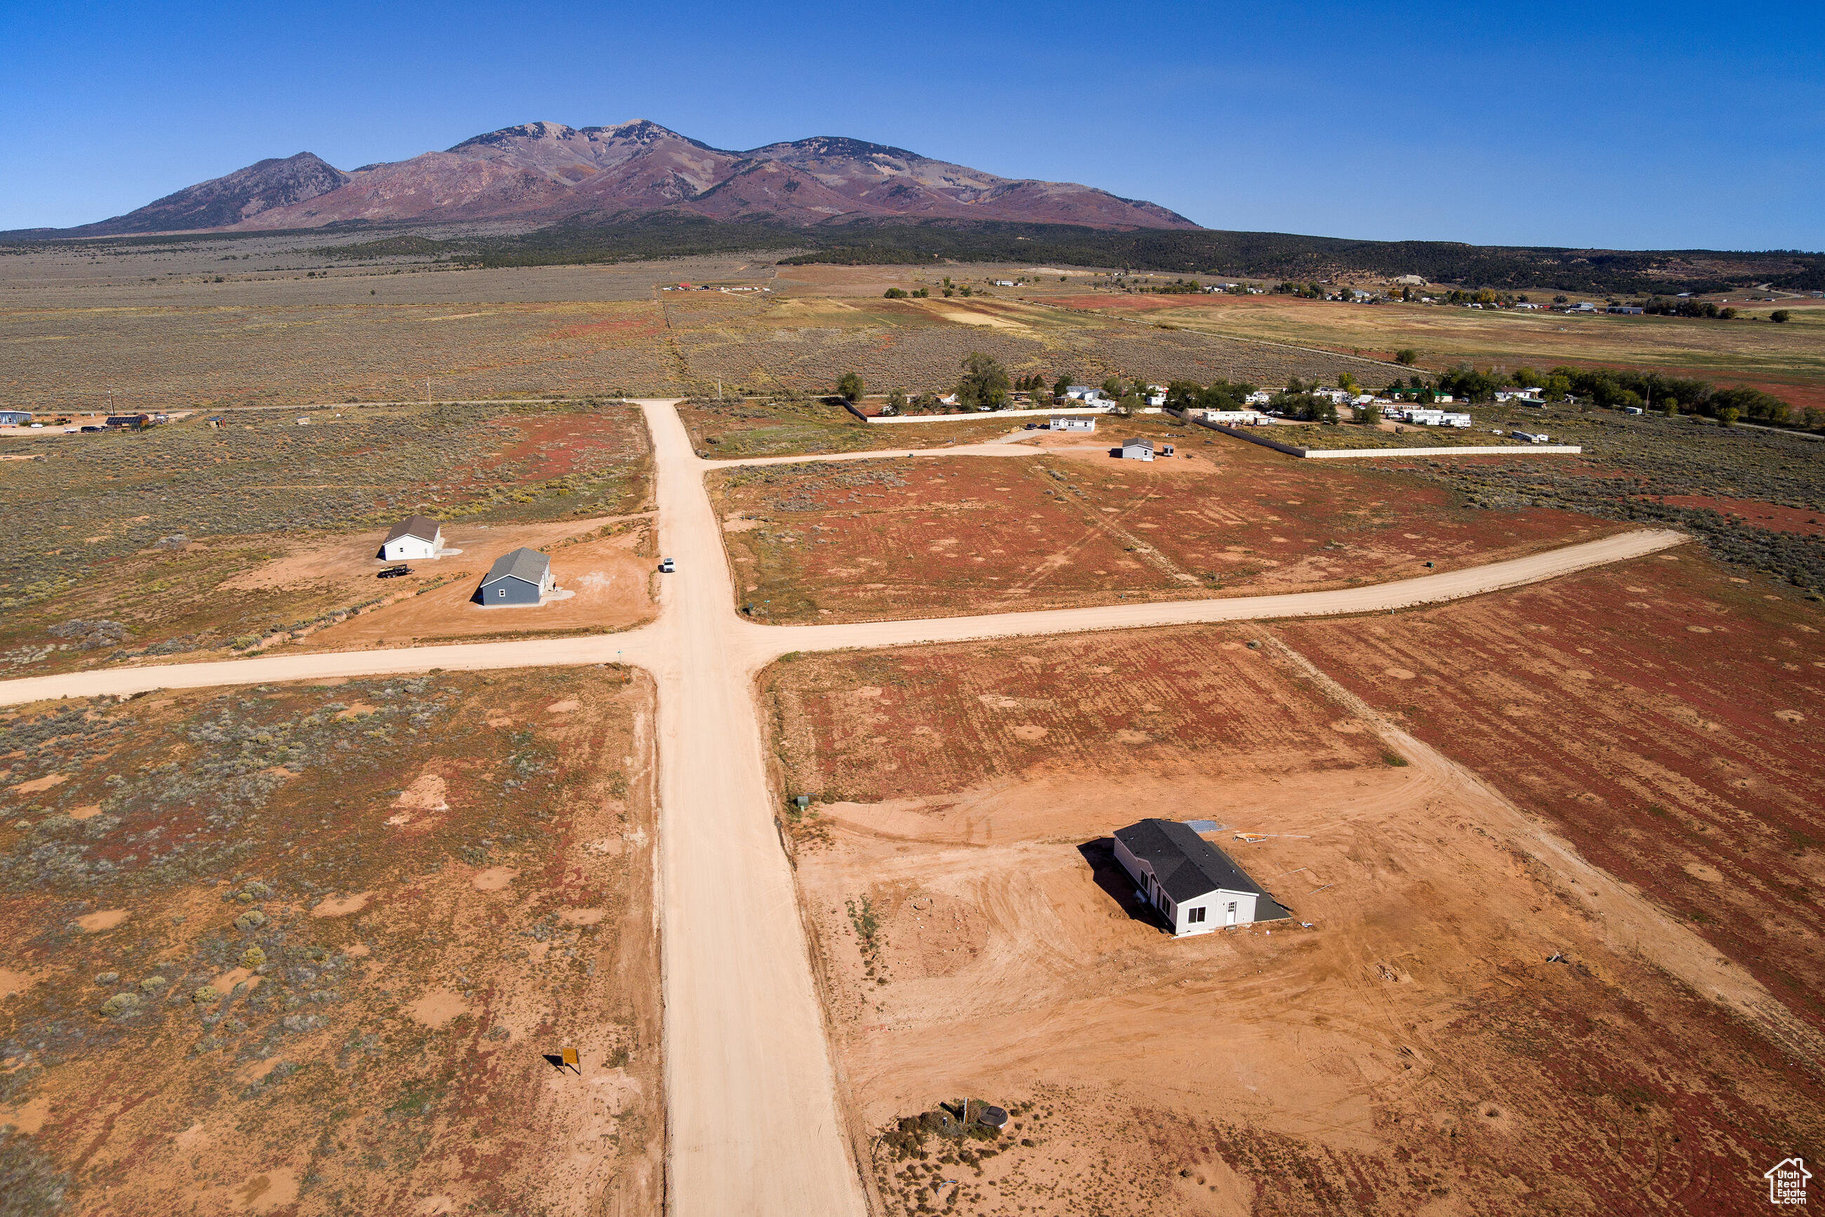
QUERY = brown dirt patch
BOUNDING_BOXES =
[714,439,1612,623]
[0,667,662,1214]
[766,627,1825,1216]
[1279,553,1825,1033]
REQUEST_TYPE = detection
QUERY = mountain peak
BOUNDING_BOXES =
[449,121,577,151]
[59,122,1200,235]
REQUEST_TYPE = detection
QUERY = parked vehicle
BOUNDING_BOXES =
[659,558,676,573]
[377,564,411,579]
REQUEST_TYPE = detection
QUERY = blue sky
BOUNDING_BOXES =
[2,0,1820,248]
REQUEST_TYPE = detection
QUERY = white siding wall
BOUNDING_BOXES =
[382,533,442,562]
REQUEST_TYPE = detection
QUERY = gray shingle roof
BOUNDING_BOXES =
[480,547,550,587]
[384,514,441,543]
[1114,819,1289,917]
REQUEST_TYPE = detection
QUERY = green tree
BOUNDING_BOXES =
[1337,372,1360,394]
[1394,348,1418,365]
[884,388,908,415]
[835,371,865,404]
[883,287,908,299]
[1052,373,1073,401]
[1771,309,1792,323]
[1356,400,1382,426]
[1718,405,1740,426]
[956,352,1012,411]
[1101,375,1124,399]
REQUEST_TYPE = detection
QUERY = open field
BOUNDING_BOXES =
[680,396,1023,459]
[0,402,653,673]
[0,666,662,1215]
[1360,403,1825,592]
[711,430,1615,622]
[1043,291,1825,412]
[760,627,1825,1216]
[1271,422,1527,451]
[1278,550,1825,1032]
[0,247,1407,411]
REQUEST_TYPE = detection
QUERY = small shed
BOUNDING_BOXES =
[381,515,445,562]
[1120,437,1155,461]
[477,548,554,606]
[1111,819,1289,935]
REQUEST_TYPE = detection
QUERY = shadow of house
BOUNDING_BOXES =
[1078,838,1171,934]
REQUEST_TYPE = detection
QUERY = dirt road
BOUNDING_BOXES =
[0,402,1692,1217]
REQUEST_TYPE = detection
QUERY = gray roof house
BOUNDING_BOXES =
[1111,818,1289,935]
[476,547,555,606]
[380,514,444,561]
[1120,436,1155,461]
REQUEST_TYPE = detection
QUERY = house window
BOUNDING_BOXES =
[497,588,505,597]
[1188,907,1206,924]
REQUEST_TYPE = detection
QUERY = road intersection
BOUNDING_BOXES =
[0,401,1692,1215]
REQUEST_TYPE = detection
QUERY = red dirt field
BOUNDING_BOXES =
[1278,552,1825,1033]
[762,629,1825,1216]
[713,434,1617,622]
[1644,495,1825,535]
[0,667,662,1215]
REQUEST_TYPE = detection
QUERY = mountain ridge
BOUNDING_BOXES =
[54,120,1199,237]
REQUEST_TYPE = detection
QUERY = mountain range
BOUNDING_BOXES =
[55,120,1198,237]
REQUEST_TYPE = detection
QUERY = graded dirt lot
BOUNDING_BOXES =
[0,666,662,1215]
[761,628,1825,1216]
[0,402,653,673]
[712,430,1616,622]
[1277,551,1825,1033]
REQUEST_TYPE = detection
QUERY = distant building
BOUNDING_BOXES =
[1120,437,1155,461]
[0,411,31,425]
[1200,409,1266,426]
[992,279,1015,287]
[477,548,555,606]
[1394,274,1426,286]
[1049,416,1097,432]
[1607,305,1645,315]
[1111,819,1290,936]
[105,414,150,429]
[1244,390,1274,406]
[381,515,445,562]
[1063,385,1098,401]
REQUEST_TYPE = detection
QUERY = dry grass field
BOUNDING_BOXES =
[0,403,653,673]
[760,627,1825,1216]
[680,396,1023,460]
[1042,291,1825,412]
[0,666,662,1216]
[711,430,1615,622]
[0,246,1408,412]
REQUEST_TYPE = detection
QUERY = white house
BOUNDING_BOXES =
[1063,385,1099,401]
[1120,436,1155,461]
[381,515,446,562]
[1111,819,1289,936]
[1050,416,1097,432]
[1200,409,1266,426]
[992,279,1015,287]
[1512,430,1552,444]
[1495,388,1545,404]
[1244,390,1274,406]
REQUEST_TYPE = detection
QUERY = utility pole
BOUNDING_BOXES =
[425,377,431,406]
